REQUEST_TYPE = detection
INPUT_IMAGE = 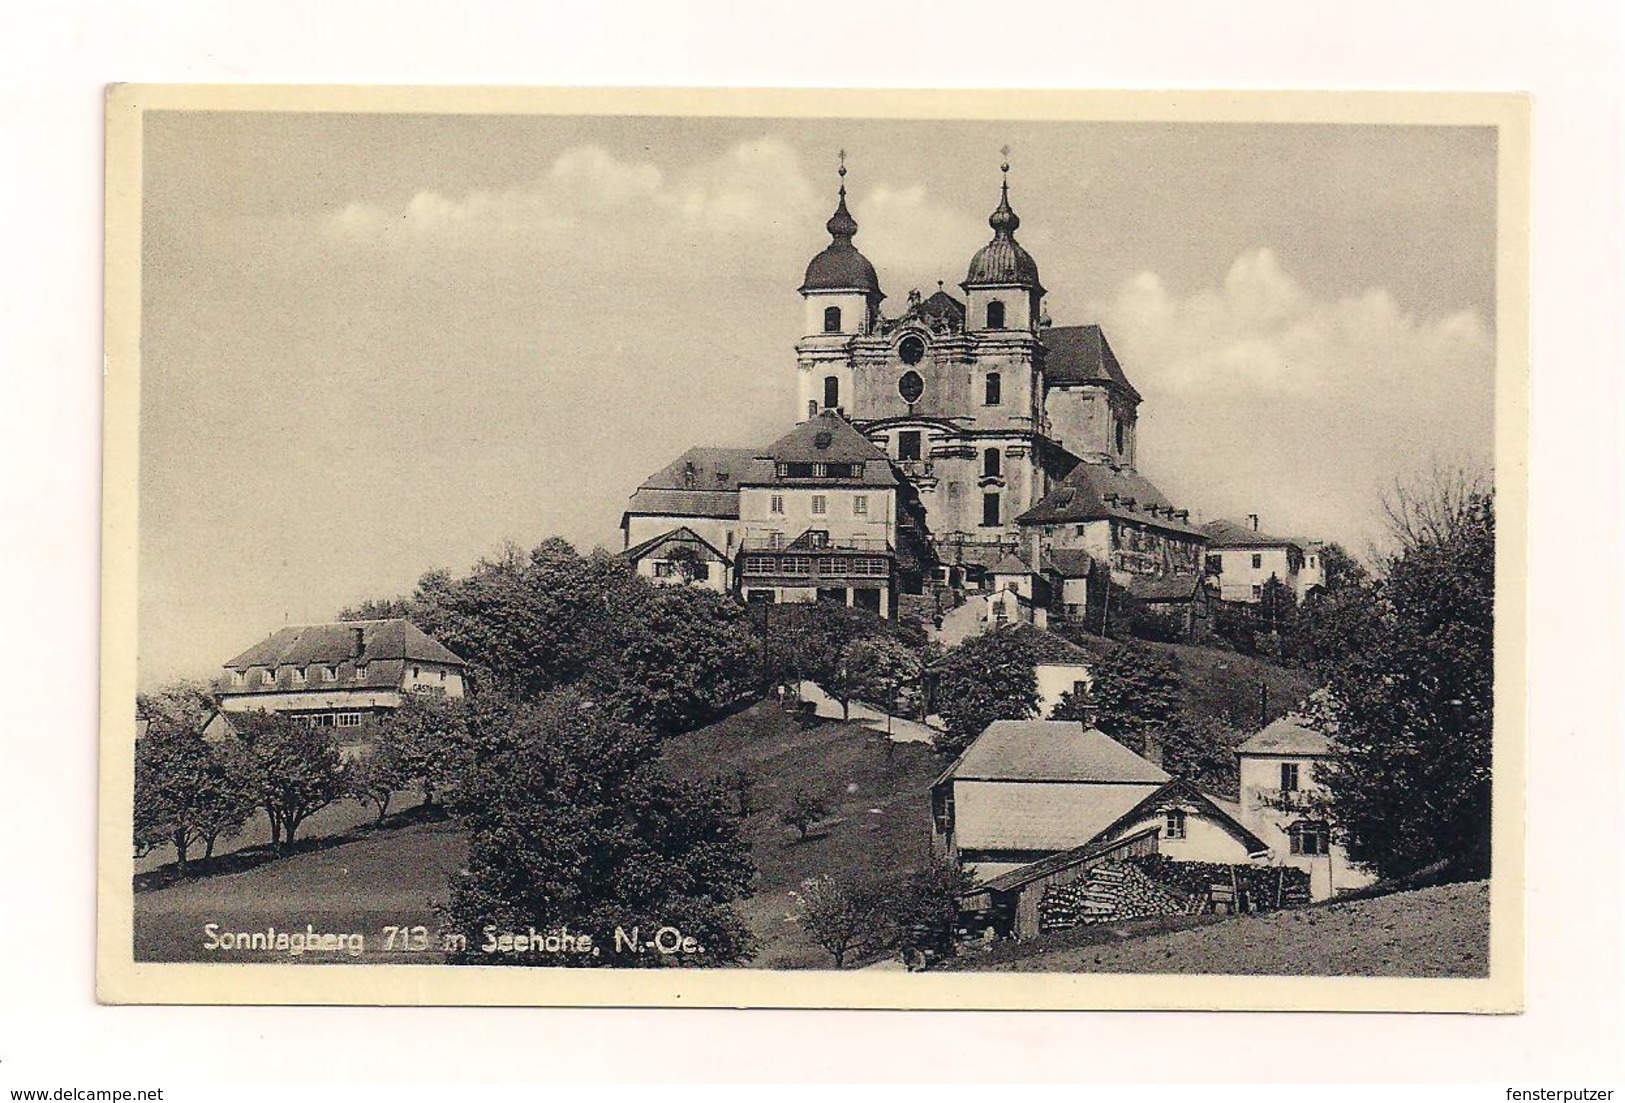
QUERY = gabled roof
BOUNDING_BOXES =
[1041,548,1095,579]
[223,619,464,670]
[637,446,758,492]
[974,827,1163,894]
[622,525,729,564]
[1202,518,1304,550]
[1041,325,1141,401]
[742,411,898,487]
[1092,777,1272,856]
[939,721,1170,786]
[1129,572,1204,603]
[1237,716,1333,757]
[1017,461,1206,537]
[622,446,756,523]
[988,553,1032,575]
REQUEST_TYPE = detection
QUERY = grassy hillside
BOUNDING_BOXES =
[133,697,944,968]
[1066,635,1319,730]
[660,699,944,968]
[958,880,1490,977]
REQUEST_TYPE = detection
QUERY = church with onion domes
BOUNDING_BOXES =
[622,157,1211,625]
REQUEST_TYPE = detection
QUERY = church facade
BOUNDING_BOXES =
[622,160,1208,616]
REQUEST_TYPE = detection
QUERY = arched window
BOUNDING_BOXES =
[1115,418,1125,453]
[984,372,1002,406]
[985,300,1005,329]
[983,447,1001,478]
[823,376,839,409]
[823,305,842,333]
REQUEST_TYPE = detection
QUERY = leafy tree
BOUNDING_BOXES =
[133,716,256,874]
[443,691,756,966]
[1053,642,1181,758]
[1320,481,1494,881]
[234,712,348,853]
[337,596,419,622]
[1257,574,1297,639]
[839,634,924,717]
[760,601,882,705]
[881,856,978,964]
[796,875,889,968]
[346,730,406,824]
[1160,714,1246,798]
[598,583,762,736]
[375,692,467,807]
[932,627,1041,756]
[722,768,757,818]
[781,789,831,841]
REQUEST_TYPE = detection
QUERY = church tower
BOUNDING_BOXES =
[794,159,883,421]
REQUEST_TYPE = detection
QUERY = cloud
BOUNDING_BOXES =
[1089,248,1496,550]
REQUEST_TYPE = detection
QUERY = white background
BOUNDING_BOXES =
[0,0,1620,1088]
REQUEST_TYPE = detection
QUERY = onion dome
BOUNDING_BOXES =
[800,162,883,297]
[964,160,1043,291]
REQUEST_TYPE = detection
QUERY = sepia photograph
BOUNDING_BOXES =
[99,87,1527,1009]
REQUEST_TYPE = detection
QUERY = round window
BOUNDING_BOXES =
[898,370,925,404]
[899,335,926,365]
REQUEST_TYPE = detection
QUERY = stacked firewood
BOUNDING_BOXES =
[1038,861,1197,932]
[1127,855,1311,910]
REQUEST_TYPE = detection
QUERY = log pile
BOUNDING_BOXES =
[1038,861,1198,933]
[1127,855,1311,910]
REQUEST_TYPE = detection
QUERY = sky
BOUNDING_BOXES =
[137,112,1498,685]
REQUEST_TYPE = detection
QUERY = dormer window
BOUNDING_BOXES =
[260,669,275,687]
[230,670,245,687]
[291,666,306,684]
[321,665,337,683]
[354,664,368,681]
[985,300,1005,329]
[823,305,842,333]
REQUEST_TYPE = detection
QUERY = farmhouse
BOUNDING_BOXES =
[931,719,1267,879]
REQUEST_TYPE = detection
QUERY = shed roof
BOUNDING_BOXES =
[940,720,1170,786]
[1129,572,1204,603]
[1237,716,1333,757]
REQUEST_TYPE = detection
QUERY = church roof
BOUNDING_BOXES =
[741,410,898,487]
[1041,325,1141,401]
[1203,518,1305,550]
[963,170,1043,291]
[1017,462,1206,537]
[801,177,883,296]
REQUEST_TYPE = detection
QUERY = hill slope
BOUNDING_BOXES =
[961,880,1490,977]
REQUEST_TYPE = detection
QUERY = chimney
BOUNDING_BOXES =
[352,626,367,660]
[1247,513,1260,532]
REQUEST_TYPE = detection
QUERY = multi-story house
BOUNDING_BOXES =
[1235,715,1377,900]
[215,618,467,734]
[1202,516,1309,603]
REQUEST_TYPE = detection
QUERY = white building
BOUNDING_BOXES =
[1236,715,1377,900]
[1202,516,1311,603]
[931,720,1268,879]
[215,618,466,731]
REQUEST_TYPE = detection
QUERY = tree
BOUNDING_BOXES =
[781,789,831,841]
[881,856,978,965]
[375,692,467,808]
[796,875,890,968]
[234,712,348,853]
[839,634,924,718]
[133,717,256,874]
[443,691,756,966]
[1320,482,1494,882]
[932,627,1041,756]
[1055,642,1181,758]
[598,583,762,736]
[760,601,879,701]
[346,730,406,824]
